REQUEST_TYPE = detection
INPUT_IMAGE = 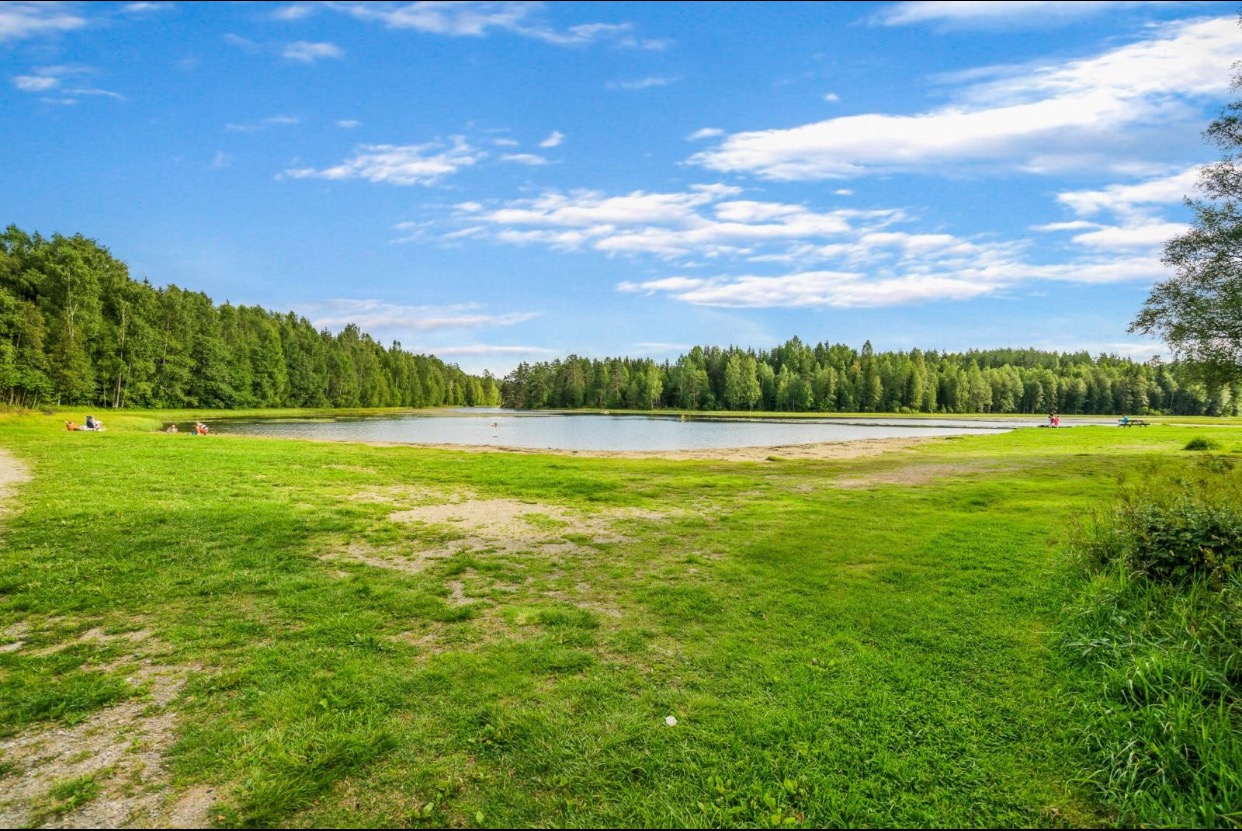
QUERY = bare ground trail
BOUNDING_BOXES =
[0,449,215,829]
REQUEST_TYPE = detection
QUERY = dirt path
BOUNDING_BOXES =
[0,450,215,829]
[0,447,31,514]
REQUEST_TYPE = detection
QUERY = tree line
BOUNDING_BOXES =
[502,341,1236,416]
[0,226,501,409]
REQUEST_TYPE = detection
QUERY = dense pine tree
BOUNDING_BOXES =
[0,226,501,410]
[501,343,1228,416]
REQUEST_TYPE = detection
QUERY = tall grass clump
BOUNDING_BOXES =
[1185,436,1223,452]
[1056,459,1242,827]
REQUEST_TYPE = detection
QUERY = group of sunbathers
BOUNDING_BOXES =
[66,417,210,435]
[64,415,105,431]
[166,422,210,435]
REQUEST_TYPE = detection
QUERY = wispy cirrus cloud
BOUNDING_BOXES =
[226,114,300,133]
[618,271,998,308]
[1054,166,1201,219]
[437,177,1181,309]
[282,40,344,62]
[222,32,261,52]
[0,1,88,42]
[10,64,122,103]
[1031,166,1197,254]
[318,1,666,49]
[606,76,677,91]
[690,16,1242,180]
[122,2,173,14]
[615,247,1172,309]
[296,299,541,334]
[271,3,316,21]
[12,74,59,92]
[283,137,483,186]
[538,130,564,148]
[447,184,902,259]
[500,152,549,166]
[873,1,1178,29]
[419,344,557,357]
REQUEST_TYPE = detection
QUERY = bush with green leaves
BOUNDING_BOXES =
[1058,461,1242,827]
[1184,436,1222,451]
[1075,462,1242,584]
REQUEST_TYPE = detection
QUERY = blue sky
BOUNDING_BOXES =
[3,1,1240,374]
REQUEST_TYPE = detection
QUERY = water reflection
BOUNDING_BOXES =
[204,409,1041,452]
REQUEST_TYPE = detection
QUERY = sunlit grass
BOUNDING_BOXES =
[1,409,1240,826]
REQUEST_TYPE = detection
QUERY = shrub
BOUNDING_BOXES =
[1074,468,1242,585]
[1184,436,1222,451]
[1058,461,1242,827]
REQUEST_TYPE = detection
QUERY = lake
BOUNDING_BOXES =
[202,409,1058,452]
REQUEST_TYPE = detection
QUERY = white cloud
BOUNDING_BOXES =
[538,130,564,148]
[442,180,1176,310]
[615,243,1171,309]
[1029,338,1166,360]
[500,153,549,166]
[323,1,660,48]
[1056,166,1200,217]
[823,92,840,102]
[11,65,120,102]
[454,184,913,259]
[607,76,677,91]
[122,2,173,13]
[300,299,540,331]
[284,138,483,186]
[272,4,316,20]
[12,74,59,92]
[1033,220,1099,232]
[226,115,300,133]
[687,127,724,141]
[1032,166,1197,259]
[691,17,1242,180]
[222,32,261,52]
[875,1,1169,29]
[1068,221,1188,249]
[618,271,998,308]
[337,119,362,128]
[61,86,124,101]
[423,344,557,356]
[210,151,232,169]
[0,1,87,42]
[283,40,344,62]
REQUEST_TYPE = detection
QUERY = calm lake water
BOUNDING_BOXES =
[204,409,1049,452]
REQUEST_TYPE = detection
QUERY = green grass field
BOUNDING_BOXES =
[0,410,1238,827]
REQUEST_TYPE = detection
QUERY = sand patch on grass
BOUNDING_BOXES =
[328,492,676,574]
[384,436,938,462]
[345,485,447,505]
[388,498,636,543]
[321,542,455,575]
[0,630,215,830]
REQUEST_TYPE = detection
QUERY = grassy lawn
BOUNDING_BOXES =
[1,410,1239,827]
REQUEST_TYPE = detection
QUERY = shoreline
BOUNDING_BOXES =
[235,433,943,462]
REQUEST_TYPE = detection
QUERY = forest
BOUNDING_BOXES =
[501,342,1234,416]
[0,226,501,409]
[2,224,1233,417]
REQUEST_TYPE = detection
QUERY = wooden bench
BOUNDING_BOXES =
[1119,419,1149,427]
